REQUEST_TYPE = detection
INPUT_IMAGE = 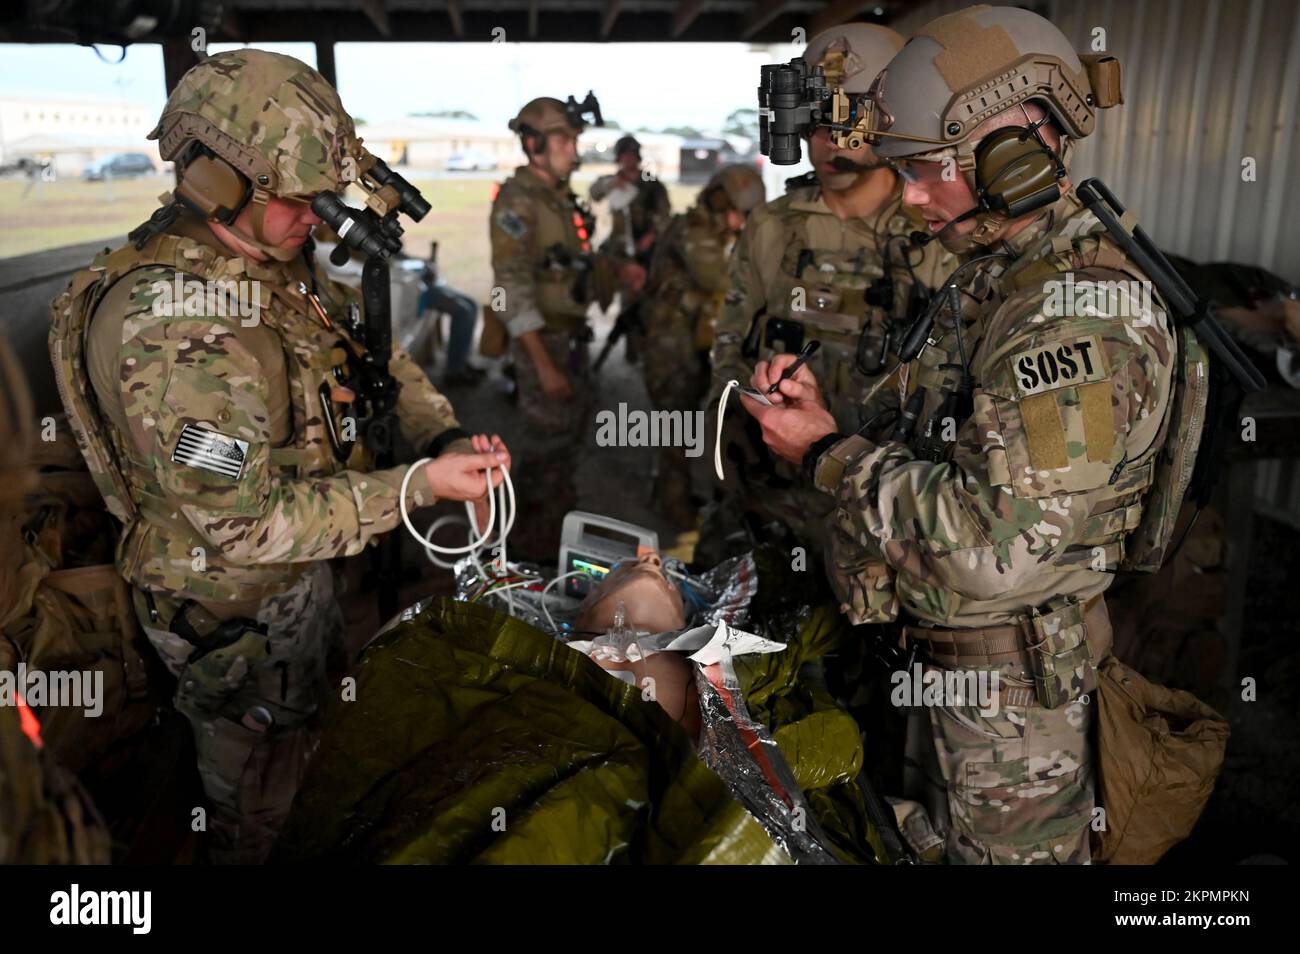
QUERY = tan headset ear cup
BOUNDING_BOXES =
[176,152,251,223]
[973,126,1061,217]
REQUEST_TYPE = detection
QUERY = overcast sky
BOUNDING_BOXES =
[0,40,800,132]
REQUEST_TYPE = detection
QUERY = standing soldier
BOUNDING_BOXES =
[704,23,955,564]
[642,164,766,528]
[745,5,1187,864]
[48,50,511,863]
[590,134,673,366]
[491,97,645,559]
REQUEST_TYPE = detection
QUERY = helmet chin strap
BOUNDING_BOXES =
[224,189,302,263]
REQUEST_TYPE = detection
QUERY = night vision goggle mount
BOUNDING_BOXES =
[312,150,431,267]
[565,92,604,131]
[309,150,432,463]
[759,57,871,165]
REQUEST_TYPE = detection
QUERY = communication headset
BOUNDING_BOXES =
[909,106,1069,248]
[517,123,548,158]
[970,110,1068,218]
[173,141,253,224]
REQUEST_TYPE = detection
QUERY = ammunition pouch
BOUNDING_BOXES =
[1024,597,1100,709]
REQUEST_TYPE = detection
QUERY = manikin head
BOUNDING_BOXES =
[574,552,699,736]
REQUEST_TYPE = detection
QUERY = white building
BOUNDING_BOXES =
[0,96,158,175]
[356,115,683,181]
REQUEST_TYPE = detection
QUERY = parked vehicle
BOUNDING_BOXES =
[445,151,495,172]
[81,152,156,180]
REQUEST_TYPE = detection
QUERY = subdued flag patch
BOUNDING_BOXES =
[172,423,248,479]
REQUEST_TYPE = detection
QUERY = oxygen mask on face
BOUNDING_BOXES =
[589,601,644,664]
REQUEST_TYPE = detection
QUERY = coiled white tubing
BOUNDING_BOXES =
[714,378,742,481]
[399,456,517,570]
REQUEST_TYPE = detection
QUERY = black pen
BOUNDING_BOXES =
[766,340,821,394]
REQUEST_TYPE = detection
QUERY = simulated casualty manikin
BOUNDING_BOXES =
[274,533,902,865]
[571,552,701,738]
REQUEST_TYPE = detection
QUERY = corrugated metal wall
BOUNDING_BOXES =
[890,0,1300,285]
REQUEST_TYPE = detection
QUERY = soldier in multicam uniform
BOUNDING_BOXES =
[744,5,1186,863]
[590,135,672,366]
[48,50,511,863]
[491,97,645,559]
[704,23,956,564]
[641,164,765,528]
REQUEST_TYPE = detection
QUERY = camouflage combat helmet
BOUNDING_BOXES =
[704,164,766,214]
[799,22,905,94]
[614,134,642,158]
[147,49,363,261]
[509,97,584,138]
[150,49,360,198]
[862,4,1112,161]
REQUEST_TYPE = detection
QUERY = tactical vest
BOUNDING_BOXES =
[495,170,595,330]
[906,205,1206,575]
[49,232,356,603]
[754,190,918,429]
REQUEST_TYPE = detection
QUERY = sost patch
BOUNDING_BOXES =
[495,209,528,240]
[1011,334,1107,397]
[172,423,248,479]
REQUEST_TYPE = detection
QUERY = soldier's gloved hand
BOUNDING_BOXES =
[743,354,837,465]
[618,261,647,294]
[468,434,511,534]
[423,448,509,504]
[538,361,575,401]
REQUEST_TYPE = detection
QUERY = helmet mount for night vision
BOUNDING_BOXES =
[514,92,604,155]
[566,92,603,130]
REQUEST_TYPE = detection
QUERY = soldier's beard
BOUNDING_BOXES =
[820,155,888,193]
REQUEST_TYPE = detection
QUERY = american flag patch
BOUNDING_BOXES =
[171,423,248,479]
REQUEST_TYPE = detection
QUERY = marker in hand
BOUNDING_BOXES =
[766,340,821,395]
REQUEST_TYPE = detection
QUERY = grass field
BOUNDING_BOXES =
[0,170,702,304]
